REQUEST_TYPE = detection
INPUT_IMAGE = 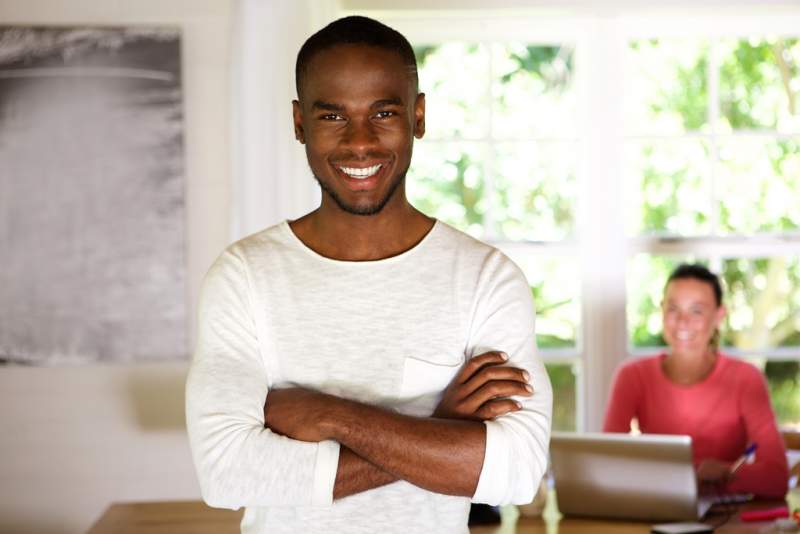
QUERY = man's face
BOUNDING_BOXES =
[293,44,425,216]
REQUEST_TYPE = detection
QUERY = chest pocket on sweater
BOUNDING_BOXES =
[400,353,463,399]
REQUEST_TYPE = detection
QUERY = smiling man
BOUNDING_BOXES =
[186,16,552,534]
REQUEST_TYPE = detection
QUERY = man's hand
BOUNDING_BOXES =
[433,351,533,421]
[264,387,337,442]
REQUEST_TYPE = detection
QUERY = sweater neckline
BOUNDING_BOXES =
[279,219,442,266]
[657,352,727,389]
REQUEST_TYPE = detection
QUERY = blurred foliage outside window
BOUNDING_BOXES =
[625,37,800,425]
[410,43,579,431]
[409,35,799,429]
[546,362,578,432]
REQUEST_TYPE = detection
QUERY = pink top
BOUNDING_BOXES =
[603,353,789,498]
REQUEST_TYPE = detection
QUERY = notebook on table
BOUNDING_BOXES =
[550,431,716,522]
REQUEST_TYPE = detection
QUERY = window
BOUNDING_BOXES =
[356,8,800,430]
[625,32,800,426]
[408,38,581,432]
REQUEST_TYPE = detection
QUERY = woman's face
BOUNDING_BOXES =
[662,278,726,354]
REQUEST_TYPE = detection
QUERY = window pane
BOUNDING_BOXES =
[717,137,800,234]
[722,257,800,350]
[747,358,800,426]
[719,38,800,133]
[625,39,709,135]
[497,251,580,349]
[408,141,488,238]
[493,141,577,241]
[491,43,576,138]
[625,139,711,235]
[415,43,489,140]
[546,362,577,431]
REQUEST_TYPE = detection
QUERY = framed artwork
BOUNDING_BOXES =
[0,27,187,364]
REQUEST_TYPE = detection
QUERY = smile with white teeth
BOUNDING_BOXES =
[339,164,382,179]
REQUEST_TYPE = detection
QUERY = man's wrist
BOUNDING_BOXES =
[318,394,355,442]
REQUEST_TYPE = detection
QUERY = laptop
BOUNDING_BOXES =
[550,431,715,522]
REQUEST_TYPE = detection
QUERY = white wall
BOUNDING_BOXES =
[0,364,198,533]
[0,0,235,532]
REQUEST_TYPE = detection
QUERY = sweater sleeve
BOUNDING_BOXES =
[726,365,788,498]
[185,249,340,509]
[468,253,553,506]
[602,362,642,433]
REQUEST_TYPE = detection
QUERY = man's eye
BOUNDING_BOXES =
[375,110,396,119]
[320,114,344,121]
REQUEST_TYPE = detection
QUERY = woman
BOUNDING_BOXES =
[603,263,789,498]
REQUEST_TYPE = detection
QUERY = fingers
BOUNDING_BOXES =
[455,351,509,384]
[460,379,533,414]
[474,399,522,420]
[459,364,530,400]
[440,351,533,421]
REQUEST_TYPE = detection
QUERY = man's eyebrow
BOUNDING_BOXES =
[311,101,344,112]
[372,98,404,108]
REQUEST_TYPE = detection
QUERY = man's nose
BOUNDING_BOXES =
[341,118,378,154]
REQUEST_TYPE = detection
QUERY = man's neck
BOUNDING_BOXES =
[289,201,435,262]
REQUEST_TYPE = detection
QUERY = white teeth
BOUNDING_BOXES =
[339,164,381,179]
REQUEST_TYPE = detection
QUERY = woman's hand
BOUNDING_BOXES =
[697,459,732,484]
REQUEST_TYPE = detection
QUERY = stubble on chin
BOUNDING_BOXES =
[312,170,407,217]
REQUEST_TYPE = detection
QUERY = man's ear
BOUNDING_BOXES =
[414,93,425,139]
[292,100,305,144]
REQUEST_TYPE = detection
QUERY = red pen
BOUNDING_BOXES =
[740,507,789,522]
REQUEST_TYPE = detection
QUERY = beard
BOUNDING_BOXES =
[313,168,407,216]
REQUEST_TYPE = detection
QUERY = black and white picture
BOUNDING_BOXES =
[0,27,187,364]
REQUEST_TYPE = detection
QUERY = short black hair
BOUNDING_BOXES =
[666,263,723,306]
[295,15,418,98]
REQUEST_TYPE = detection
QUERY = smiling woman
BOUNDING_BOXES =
[604,263,789,498]
[660,266,725,369]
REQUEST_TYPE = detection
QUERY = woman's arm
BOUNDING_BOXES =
[726,366,789,498]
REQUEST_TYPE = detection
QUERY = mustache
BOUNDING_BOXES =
[329,151,391,163]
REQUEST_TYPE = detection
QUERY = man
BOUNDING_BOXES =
[186,15,552,533]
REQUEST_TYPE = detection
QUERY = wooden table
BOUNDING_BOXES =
[87,501,242,534]
[88,500,786,533]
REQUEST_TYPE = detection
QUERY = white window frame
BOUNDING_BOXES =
[340,5,800,431]
[620,12,800,365]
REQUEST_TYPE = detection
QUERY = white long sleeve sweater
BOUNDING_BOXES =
[185,220,552,534]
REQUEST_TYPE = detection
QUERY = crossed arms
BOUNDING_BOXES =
[263,351,534,499]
